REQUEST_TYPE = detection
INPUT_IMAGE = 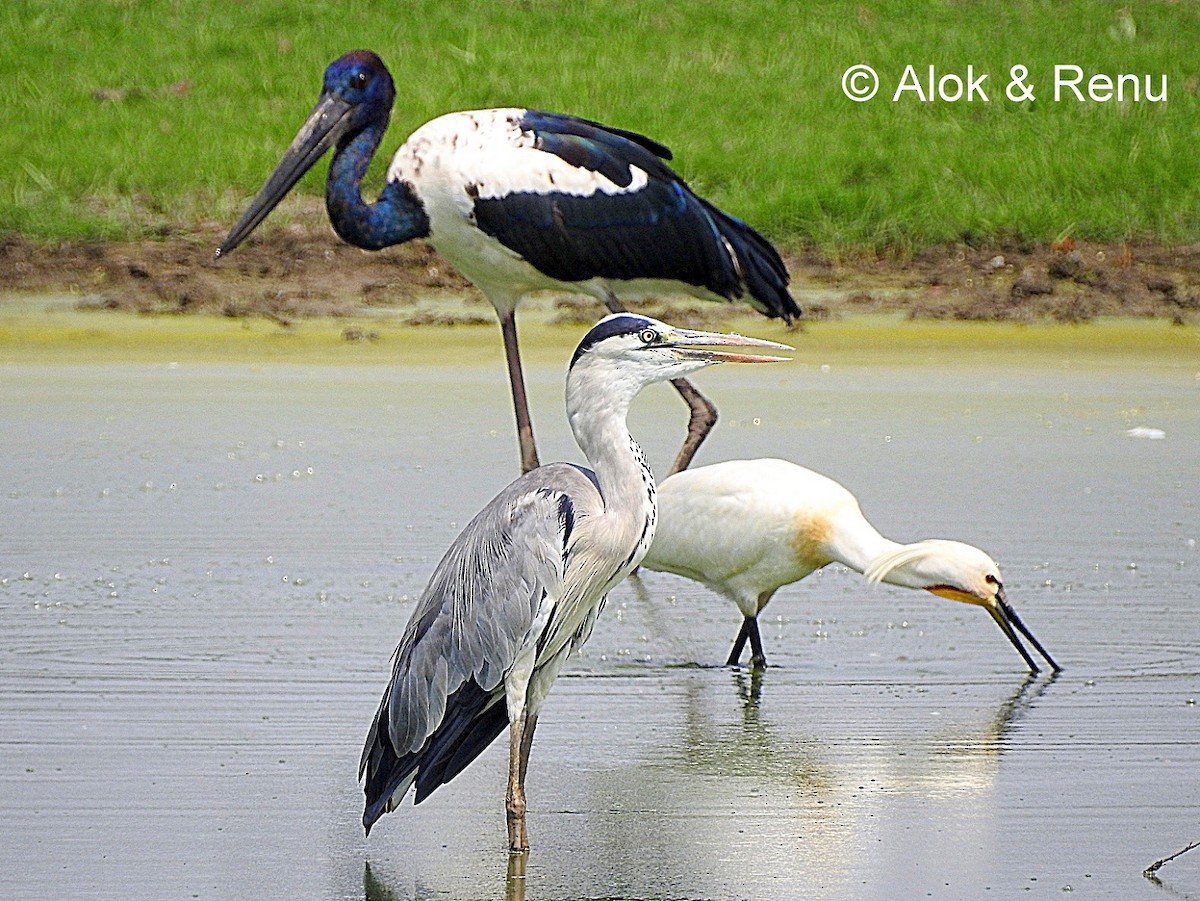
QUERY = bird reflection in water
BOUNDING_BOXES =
[363,857,529,901]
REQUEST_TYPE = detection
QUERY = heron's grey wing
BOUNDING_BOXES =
[360,464,600,825]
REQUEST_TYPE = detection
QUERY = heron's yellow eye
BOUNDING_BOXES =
[639,328,658,345]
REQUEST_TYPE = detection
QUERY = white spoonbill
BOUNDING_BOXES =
[639,458,1060,673]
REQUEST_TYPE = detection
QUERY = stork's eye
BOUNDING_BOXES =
[639,328,659,345]
[352,71,369,90]
[985,574,999,585]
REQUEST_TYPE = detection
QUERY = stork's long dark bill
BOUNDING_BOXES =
[987,588,1062,674]
[666,328,792,364]
[216,93,356,257]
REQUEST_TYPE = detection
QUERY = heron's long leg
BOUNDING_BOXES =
[498,308,540,474]
[506,713,530,853]
[601,291,718,474]
[518,711,538,784]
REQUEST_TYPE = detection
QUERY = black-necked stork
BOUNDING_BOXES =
[217,50,799,475]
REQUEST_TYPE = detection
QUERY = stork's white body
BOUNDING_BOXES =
[388,109,725,314]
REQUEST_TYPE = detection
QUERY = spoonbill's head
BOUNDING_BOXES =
[866,539,1061,674]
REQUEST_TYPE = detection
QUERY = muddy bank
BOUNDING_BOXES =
[3,221,1199,325]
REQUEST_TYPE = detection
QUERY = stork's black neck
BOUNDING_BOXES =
[325,119,430,251]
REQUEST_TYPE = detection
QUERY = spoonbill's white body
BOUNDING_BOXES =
[641,458,1060,672]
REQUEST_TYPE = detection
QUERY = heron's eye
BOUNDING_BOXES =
[639,328,658,345]
[352,71,369,90]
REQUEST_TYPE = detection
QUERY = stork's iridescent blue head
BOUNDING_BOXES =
[318,51,396,130]
[217,50,422,256]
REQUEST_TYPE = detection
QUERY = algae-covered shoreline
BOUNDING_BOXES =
[2,292,1196,371]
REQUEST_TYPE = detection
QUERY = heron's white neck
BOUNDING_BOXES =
[565,360,658,556]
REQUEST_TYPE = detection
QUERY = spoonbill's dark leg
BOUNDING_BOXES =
[727,617,752,666]
[728,615,768,668]
[498,309,541,474]
[746,618,767,669]
[602,291,718,474]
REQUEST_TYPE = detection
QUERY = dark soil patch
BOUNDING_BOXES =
[2,223,1198,326]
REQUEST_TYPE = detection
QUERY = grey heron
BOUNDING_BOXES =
[359,315,790,851]
[216,50,799,476]
[639,458,1060,672]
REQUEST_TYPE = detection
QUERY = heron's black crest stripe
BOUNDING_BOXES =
[569,314,653,367]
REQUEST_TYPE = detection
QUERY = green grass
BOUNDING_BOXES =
[1,0,1198,251]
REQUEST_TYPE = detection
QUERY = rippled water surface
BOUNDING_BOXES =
[1,355,1197,900]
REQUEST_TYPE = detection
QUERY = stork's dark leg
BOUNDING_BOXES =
[506,712,530,853]
[666,379,718,475]
[498,309,540,474]
[601,291,719,474]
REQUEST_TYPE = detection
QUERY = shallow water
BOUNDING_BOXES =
[1,355,1198,900]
